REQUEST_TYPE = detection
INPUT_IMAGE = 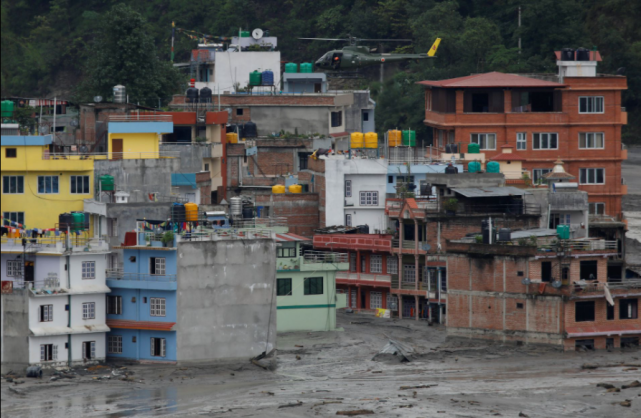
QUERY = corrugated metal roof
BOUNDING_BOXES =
[417,72,565,88]
[451,186,531,198]
[275,233,310,242]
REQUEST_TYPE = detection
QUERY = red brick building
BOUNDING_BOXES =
[418,57,628,218]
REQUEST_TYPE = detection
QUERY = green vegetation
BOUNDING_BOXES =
[1,1,639,141]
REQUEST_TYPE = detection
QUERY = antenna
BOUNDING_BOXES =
[521,277,531,285]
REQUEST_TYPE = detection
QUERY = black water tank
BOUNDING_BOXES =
[576,48,590,61]
[561,48,575,61]
[445,144,452,153]
[244,121,258,138]
[357,225,370,234]
[200,87,212,103]
[186,87,199,103]
[242,206,255,219]
[172,203,186,222]
[59,213,73,230]
[445,164,458,174]
[498,228,511,242]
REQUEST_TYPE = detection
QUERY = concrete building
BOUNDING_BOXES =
[107,115,173,160]
[1,235,111,372]
[105,223,277,363]
[418,50,628,218]
[283,73,328,94]
[275,233,348,332]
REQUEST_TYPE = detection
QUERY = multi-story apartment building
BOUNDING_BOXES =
[1,235,111,371]
[418,51,628,218]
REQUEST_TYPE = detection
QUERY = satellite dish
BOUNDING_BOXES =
[94,96,103,103]
[552,280,562,289]
[252,28,264,40]
[521,277,531,285]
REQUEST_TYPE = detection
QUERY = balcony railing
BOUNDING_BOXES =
[571,279,641,294]
[456,203,541,216]
[231,217,288,229]
[7,278,63,291]
[43,151,181,160]
[108,114,172,123]
[539,239,618,252]
[387,146,445,165]
[302,251,348,264]
[336,272,392,284]
[177,228,275,242]
[106,269,177,282]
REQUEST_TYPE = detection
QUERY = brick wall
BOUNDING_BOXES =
[249,148,295,176]
[255,193,320,236]
[171,95,337,107]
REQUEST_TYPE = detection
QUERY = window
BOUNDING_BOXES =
[387,256,398,275]
[70,176,90,194]
[39,305,53,322]
[82,302,96,320]
[150,337,166,357]
[108,336,122,354]
[403,264,416,283]
[82,341,96,360]
[277,278,292,296]
[2,176,24,194]
[619,299,638,320]
[370,292,382,309]
[516,303,524,309]
[3,212,25,227]
[580,260,598,281]
[607,303,615,320]
[360,191,378,206]
[516,133,527,150]
[532,169,552,185]
[304,277,324,295]
[363,112,369,122]
[386,294,397,311]
[107,296,122,315]
[549,213,571,229]
[580,168,605,185]
[299,152,312,170]
[541,262,552,283]
[7,260,22,277]
[579,96,604,114]
[40,344,58,362]
[345,180,352,197]
[5,148,17,158]
[277,243,297,258]
[361,256,366,273]
[575,301,595,322]
[331,111,343,127]
[150,257,166,275]
[150,298,166,317]
[388,175,394,184]
[471,133,496,150]
[589,203,606,216]
[37,176,59,194]
[579,132,604,149]
[575,339,595,351]
[345,214,352,227]
[82,261,95,280]
[236,108,244,116]
[203,163,210,172]
[349,253,357,272]
[370,255,382,274]
[532,133,558,150]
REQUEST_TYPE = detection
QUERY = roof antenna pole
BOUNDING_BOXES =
[518,7,522,55]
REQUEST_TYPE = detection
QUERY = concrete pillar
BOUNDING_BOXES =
[455,90,464,114]
[415,255,419,291]
[356,250,361,273]
[356,286,361,311]
[398,294,403,319]
[415,295,419,321]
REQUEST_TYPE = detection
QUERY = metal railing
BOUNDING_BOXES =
[1,236,108,250]
[302,251,348,264]
[231,217,288,229]
[43,150,181,160]
[539,239,618,252]
[571,279,641,294]
[387,146,446,165]
[177,228,275,242]
[108,114,172,123]
[456,203,541,216]
[105,269,177,282]
[335,272,392,283]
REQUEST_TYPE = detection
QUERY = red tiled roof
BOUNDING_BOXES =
[490,153,526,161]
[417,72,564,88]
[107,320,175,331]
[566,322,641,338]
[276,233,311,242]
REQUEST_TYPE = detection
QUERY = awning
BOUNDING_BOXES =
[451,186,530,198]
[107,319,176,331]
[275,233,311,242]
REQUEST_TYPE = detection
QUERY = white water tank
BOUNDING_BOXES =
[230,197,243,217]
[113,85,126,104]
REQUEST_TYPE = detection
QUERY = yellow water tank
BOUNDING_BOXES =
[184,202,199,222]
[365,132,378,149]
[226,133,238,144]
[388,130,402,147]
[288,184,303,194]
[272,185,286,194]
[351,132,364,149]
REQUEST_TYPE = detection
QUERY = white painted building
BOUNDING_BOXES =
[1,237,110,368]
[323,157,389,232]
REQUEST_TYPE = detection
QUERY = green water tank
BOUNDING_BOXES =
[468,143,480,154]
[71,212,85,231]
[240,30,251,37]
[468,161,481,173]
[100,175,114,192]
[402,130,416,146]
[1,100,14,119]
[285,63,298,73]
[486,161,500,173]
[300,62,313,73]
[556,224,570,240]
[249,70,262,86]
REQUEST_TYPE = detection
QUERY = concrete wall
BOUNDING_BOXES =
[215,51,282,92]
[176,239,277,363]
[1,290,29,374]
[94,159,181,203]
[160,143,211,174]
[250,106,330,136]
[344,91,375,134]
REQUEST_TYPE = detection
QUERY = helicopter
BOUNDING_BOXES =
[300,36,441,71]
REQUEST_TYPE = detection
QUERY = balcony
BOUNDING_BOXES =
[538,239,618,252]
[43,150,180,160]
[336,272,392,286]
[1,237,110,254]
[106,269,177,291]
[570,279,641,297]
[300,251,349,271]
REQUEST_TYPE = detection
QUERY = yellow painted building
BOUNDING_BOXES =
[107,118,173,159]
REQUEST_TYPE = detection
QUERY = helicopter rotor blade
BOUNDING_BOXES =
[299,38,349,41]
[357,39,414,42]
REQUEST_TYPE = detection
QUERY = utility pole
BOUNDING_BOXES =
[518,6,522,55]
[171,22,176,62]
[379,43,384,92]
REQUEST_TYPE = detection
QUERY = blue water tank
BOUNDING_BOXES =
[261,70,274,86]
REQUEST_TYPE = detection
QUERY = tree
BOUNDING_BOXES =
[77,3,183,106]
[14,106,37,133]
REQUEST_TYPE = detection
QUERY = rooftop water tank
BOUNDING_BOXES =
[365,132,378,149]
[113,85,126,104]
[289,184,302,194]
[272,185,286,194]
[184,203,199,222]
[300,63,313,73]
[71,212,85,231]
[59,213,73,230]
[285,63,298,73]
[230,197,243,217]
[240,30,251,38]
[402,130,416,146]
[557,224,570,240]
[242,205,254,219]
[226,133,239,144]
[99,175,114,191]
[498,228,512,242]
[445,164,458,174]
[388,130,401,147]
[351,132,364,149]
[1,100,14,119]
[249,71,262,87]
[446,144,458,153]
[468,161,481,173]
[468,143,480,154]
[561,48,575,61]
[186,87,199,104]
[576,47,590,61]
[200,87,212,103]
[244,121,257,138]
[171,203,186,222]
[261,70,274,86]
[486,161,500,173]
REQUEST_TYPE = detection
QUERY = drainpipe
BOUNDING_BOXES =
[67,251,72,367]
[437,268,442,324]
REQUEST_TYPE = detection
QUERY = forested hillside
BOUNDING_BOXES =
[1,0,639,142]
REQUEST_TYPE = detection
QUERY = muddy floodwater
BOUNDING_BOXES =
[2,312,640,417]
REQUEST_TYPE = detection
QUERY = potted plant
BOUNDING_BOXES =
[144,235,151,247]
[161,231,175,247]
[475,235,483,244]
[444,198,459,215]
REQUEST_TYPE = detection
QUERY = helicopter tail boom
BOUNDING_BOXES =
[427,38,442,57]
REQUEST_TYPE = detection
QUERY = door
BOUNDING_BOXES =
[112,139,123,160]
[314,83,322,93]
[83,341,95,360]
[24,261,34,282]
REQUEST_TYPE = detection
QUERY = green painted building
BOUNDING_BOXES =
[275,234,348,332]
